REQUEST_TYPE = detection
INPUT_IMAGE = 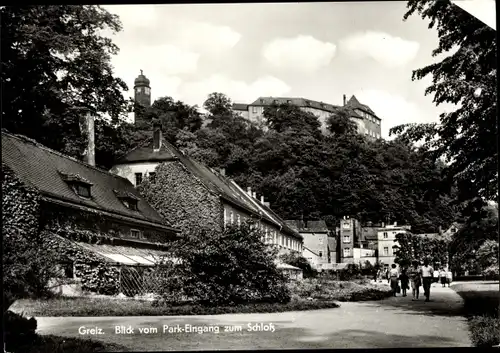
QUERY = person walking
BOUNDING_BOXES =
[446,269,453,287]
[439,268,447,287]
[421,259,434,302]
[388,264,400,297]
[399,267,409,297]
[408,260,422,301]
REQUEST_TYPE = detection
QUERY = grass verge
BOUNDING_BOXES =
[8,334,128,353]
[10,297,340,317]
[452,282,499,347]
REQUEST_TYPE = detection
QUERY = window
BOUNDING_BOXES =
[451,228,456,233]
[383,247,389,256]
[319,237,324,245]
[343,247,351,257]
[145,87,150,95]
[237,214,241,227]
[135,173,143,186]
[130,229,141,238]
[122,199,138,211]
[319,251,323,258]
[135,87,141,94]
[342,221,350,229]
[383,232,388,239]
[252,106,258,113]
[230,211,234,225]
[148,172,156,183]
[76,184,91,198]
[343,234,351,243]
[286,237,289,248]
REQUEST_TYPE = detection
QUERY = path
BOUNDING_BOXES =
[35,284,471,350]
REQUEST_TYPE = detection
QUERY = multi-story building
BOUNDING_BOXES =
[286,220,331,271]
[339,217,361,264]
[232,95,382,139]
[376,223,411,269]
[110,125,304,259]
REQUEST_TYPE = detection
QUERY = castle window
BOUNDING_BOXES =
[343,234,351,243]
[343,247,351,257]
[135,173,143,186]
[383,247,389,256]
[383,232,388,239]
[145,87,151,95]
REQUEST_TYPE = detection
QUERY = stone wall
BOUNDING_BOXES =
[138,161,223,234]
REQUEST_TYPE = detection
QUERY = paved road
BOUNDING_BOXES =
[35,285,471,350]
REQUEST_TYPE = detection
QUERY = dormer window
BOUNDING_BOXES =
[59,172,93,199]
[114,190,140,211]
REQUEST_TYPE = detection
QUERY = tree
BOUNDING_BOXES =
[326,107,358,136]
[394,232,450,268]
[167,223,291,306]
[203,92,233,116]
[1,6,130,159]
[391,0,497,206]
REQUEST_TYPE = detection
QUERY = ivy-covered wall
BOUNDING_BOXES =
[138,161,224,235]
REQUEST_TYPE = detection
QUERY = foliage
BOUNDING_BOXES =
[449,204,498,274]
[1,6,132,165]
[288,278,393,302]
[203,92,233,116]
[476,240,499,271]
[279,252,318,278]
[392,0,497,205]
[394,232,449,268]
[157,222,291,306]
[10,296,339,318]
[4,311,38,351]
[468,316,500,348]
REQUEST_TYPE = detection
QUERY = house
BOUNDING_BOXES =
[2,131,180,296]
[376,223,411,268]
[287,220,332,271]
[232,95,382,138]
[328,237,338,264]
[302,246,323,271]
[110,125,304,260]
[339,217,363,264]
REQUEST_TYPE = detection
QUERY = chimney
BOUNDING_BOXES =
[260,195,265,204]
[220,168,226,176]
[247,187,252,197]
[252,191,257,199]
[394,222,397,227]
[153,123,162,152]
[343,94,346,106]
[382,222,385,228]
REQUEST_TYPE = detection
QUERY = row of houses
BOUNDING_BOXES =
[287,217,459,272]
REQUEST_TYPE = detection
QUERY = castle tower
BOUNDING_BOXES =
[134,70,151,125]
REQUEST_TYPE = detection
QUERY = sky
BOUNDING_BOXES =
[101,1,494,138]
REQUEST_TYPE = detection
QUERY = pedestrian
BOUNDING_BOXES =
[408,260,422,301]
[399,267,409,297]
[388,264,400,297]
[439,268,447,287]
[446,269,453,287]
[433,267,439,285]
[421,259,434,302]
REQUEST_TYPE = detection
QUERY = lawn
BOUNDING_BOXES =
[288,278,393,302]
[8,334,129,353]
[452,281,500,347]
[10,296,340,317]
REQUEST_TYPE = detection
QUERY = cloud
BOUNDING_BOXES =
[352,89,428,139]
[178,75,291,107]
[340,31,420,68]
[262,35,336,73]
[175,21,242,53]
[103,5,158,29]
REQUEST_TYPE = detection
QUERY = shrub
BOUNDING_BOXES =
[469,316,500,347]
[4,311,38,351]
[155,222,291,306]
[279,252,318,278]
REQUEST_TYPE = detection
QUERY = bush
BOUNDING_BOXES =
[279,252,318,278]
[469,316,500,347]
[155,222,291,306]
[4,311,38,351]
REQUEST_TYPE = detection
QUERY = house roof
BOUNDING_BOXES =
[2,131,177,232]
[361,227,379,241]
[345,95,378,118]
[115,135,302,240]
[303,246,320,257]
[248,97,341,114]
[286,219,329,233]
[232,103,249,111]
